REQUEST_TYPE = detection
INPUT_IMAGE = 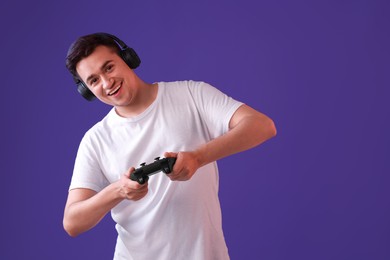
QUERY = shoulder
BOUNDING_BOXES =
[81,109,115,144]
[160,80,216,94]
[160,80,210,88]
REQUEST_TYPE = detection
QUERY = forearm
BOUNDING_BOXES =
[196,109,276,167]
[63,183,123,237]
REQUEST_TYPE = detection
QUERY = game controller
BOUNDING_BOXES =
[130,157,177,184]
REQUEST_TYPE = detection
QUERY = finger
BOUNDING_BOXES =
[133,186,148,200]
[167,169,182,181]
[132,181,147,190]
[125,167,135,178]
[171,160,183,175]
[137,182,148,190]
[164,152,178,158]
[125,183,148,199]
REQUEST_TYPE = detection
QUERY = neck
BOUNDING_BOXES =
[115,82,158,118]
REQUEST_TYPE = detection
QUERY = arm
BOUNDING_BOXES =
[165,104,276,181]
[63,167,148,237]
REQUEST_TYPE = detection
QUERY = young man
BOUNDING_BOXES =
[63,32,276,260]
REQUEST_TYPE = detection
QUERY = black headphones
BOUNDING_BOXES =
[74,33,141,101]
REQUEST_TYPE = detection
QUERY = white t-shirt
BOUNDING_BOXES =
[70,81,243,260]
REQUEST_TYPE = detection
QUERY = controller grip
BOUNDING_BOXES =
[130,174,149,185]
[163,157,176,174]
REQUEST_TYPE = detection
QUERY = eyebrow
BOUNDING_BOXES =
[85,60,113,84]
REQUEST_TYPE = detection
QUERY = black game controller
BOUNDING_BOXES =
[130,157,176,184]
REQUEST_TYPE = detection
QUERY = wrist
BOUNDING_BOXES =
[110,181,127,201]
[192,148,207,168]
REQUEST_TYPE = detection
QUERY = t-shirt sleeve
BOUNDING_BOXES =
[69,131,110,192]
[188,81,244,139]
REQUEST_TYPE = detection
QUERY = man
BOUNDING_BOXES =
[63,32,276,259]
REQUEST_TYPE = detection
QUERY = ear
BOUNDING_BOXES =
[120,48,141,69]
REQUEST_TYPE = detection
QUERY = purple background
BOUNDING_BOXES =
[1,0,389,259]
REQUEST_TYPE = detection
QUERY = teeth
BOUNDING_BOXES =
[108,84,121,96]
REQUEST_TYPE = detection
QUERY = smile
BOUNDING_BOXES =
[108,84,122,96]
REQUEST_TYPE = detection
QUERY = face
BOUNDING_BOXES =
[76,45,139,107]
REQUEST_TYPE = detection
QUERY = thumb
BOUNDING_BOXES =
[125,167,135,178]
[164,152,178,158]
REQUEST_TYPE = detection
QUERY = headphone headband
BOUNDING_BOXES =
[95,32,129,50]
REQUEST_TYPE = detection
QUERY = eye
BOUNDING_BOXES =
[89,77,99,86]
[105,64,114,72]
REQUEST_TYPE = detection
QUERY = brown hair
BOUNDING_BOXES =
[65,33,121,79]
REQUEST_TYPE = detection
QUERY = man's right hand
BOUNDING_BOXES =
[119,167,149,201]
[63,167,148,237]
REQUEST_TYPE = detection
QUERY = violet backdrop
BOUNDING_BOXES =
[1,0,389,259]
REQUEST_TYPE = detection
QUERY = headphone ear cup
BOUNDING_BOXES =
[77,81,96,101]
[120,48,141,69]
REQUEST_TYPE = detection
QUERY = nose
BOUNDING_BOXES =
[101,75,114,90]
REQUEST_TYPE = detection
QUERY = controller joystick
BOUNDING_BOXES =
[130,157,176,184]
